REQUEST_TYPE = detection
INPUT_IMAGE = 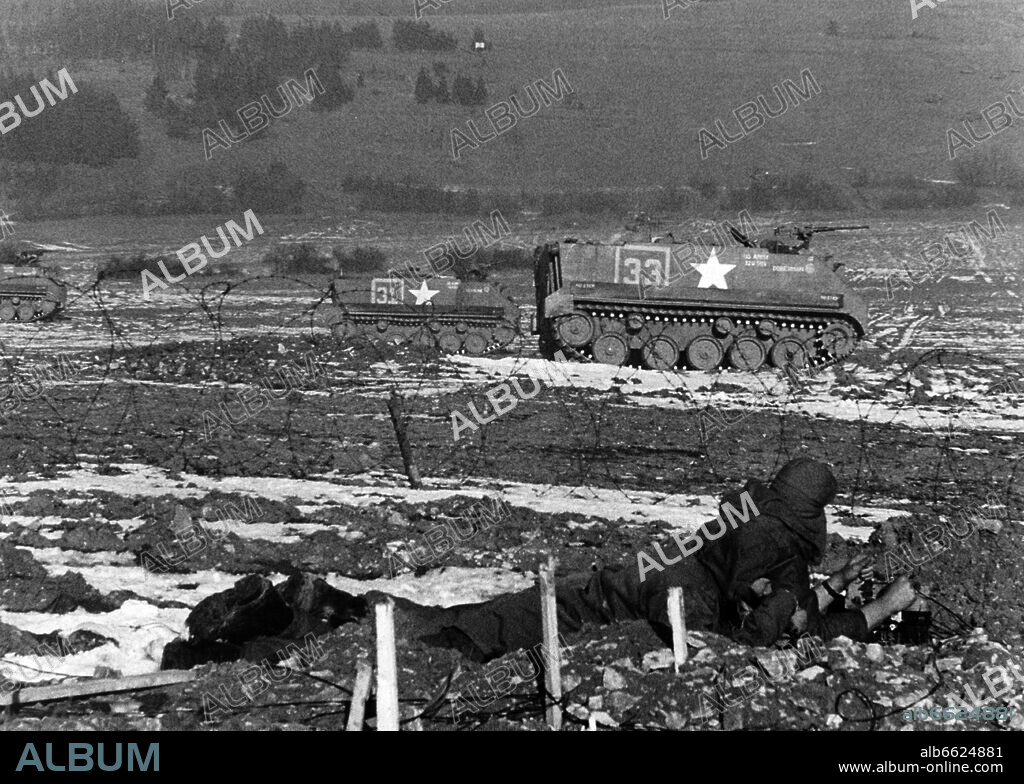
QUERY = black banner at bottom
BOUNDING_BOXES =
[0,730,1017,778]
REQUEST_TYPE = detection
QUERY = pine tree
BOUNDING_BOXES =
[311,67,354,111]
[414,66,434,104]
[473,76,488,105]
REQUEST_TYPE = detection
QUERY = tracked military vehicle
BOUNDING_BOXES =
[325,274,520,355]
[0,273,67,322]
[534,231,868,372]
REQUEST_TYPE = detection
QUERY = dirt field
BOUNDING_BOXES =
[0,210,1021,730]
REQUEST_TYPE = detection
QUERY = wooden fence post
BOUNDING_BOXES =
[387,391,422,489]
[539,556,562,730]
[345,659,373,731]
[374,599,400,731]
[668,586,687,673]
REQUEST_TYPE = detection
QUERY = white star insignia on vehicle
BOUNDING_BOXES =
[410,280,439,305]
[691,249,736,289]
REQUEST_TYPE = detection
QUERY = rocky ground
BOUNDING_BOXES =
[0,214,1021,730]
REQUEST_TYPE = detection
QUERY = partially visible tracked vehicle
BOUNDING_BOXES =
[534,232,868,372]
[0,273,67,322]
[325,275,520,355]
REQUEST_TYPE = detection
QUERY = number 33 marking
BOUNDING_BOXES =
[616,256,666,286]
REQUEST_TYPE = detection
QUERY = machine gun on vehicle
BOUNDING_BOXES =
[728,224,869,255]
[15,249,47,266]
[1,244,50,267]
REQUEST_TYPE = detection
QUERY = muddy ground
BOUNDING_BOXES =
[0,213,1022,730]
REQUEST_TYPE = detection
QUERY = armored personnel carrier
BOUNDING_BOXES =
[533,231,868,372]
[0,273,67,322]
[325,274,520,355]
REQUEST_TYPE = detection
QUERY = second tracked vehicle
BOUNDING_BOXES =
[534,234,868,372]
[325,274,520,355]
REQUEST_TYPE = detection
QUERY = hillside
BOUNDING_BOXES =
[1,0,1022,217]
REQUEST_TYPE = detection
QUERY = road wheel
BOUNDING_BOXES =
[592,333,628,366]
[438,330,463,354]
[770,337,809,370]
[331,318,358,340]
[412,330,437,349]
[463,331,489,356]
[0,300,15,322]
[16,303,36,322]
[728,337,767,371]
[556,313,594,348]
[641,336,679,370]
[685,336,724,371]
[821,322,857,358]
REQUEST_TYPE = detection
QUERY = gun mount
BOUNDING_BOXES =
[730,224,869,255]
